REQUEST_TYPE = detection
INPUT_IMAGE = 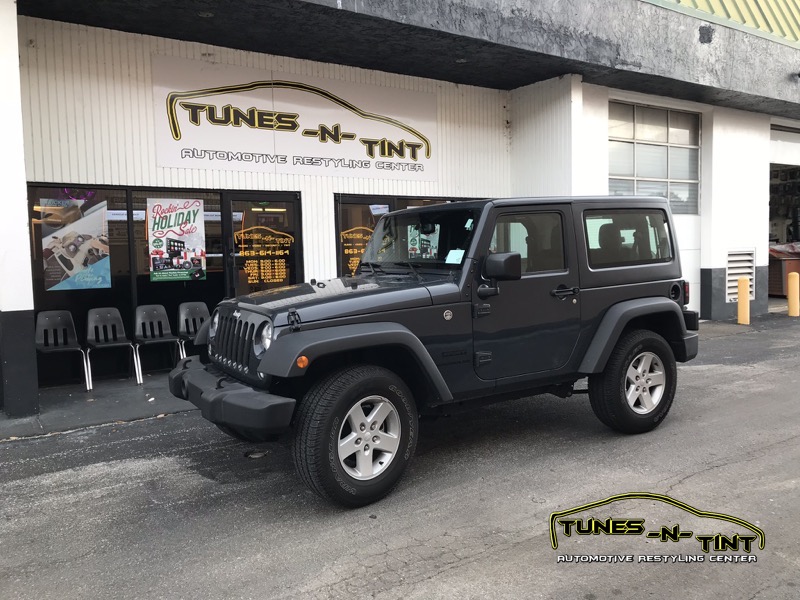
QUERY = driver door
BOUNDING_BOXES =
[472,205,581,380]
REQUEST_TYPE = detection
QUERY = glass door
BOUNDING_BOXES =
[227,192,303,296]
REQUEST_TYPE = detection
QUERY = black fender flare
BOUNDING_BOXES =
[578,298,689,374]
[259,322,453,402]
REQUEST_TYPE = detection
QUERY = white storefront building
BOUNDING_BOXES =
[2,0,800,415]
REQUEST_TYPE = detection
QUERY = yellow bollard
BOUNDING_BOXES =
[789,272,800,317]
[737,276,750,325]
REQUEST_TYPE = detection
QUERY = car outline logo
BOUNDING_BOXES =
[549,492,765,551]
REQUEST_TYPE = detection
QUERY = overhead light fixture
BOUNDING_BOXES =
[262,208,287,212]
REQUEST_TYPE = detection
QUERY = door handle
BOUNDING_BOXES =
[551,286,580,299]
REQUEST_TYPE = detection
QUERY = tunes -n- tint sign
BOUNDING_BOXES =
[152,56,438,181]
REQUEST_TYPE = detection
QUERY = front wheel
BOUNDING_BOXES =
[292,365,418,507]
[589,329,677,434]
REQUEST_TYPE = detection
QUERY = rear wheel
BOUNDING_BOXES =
[292,365,418,507]
[589,329,677,434]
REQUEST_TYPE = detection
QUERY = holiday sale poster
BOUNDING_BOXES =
[147,198,207,282]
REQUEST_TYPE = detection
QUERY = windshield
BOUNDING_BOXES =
[360,207,482,271]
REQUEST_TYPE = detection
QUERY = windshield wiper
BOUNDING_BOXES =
[389,261,424,282]
[359,261,385,276]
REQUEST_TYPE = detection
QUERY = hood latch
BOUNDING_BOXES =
[287,308,302,331]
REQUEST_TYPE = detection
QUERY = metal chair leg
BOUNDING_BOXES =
[128,344,143,385]
[173,340,183,365]
[82,349,93,391]
[86,348,94,391]
[133,344,144,385]
[135,349,143,385]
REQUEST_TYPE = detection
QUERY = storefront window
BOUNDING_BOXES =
[29,186,131,384]
[608,102,701,215]
[29,185,304,384]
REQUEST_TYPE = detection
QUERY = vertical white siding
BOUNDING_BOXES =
[575,84,610,196]
[18,17,512,280]
[510,75,577,196]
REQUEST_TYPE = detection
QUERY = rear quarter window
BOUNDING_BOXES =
[584,209,672,269]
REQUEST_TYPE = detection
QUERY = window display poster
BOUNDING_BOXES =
[147,198,207,281]
[41,199,111,291]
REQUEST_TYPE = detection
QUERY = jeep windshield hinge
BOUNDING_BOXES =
[473,303,491,318]
[474,351,492,368]
[287,308,302,331]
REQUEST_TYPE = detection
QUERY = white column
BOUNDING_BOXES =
[510,75,578,197]
[701,107,771,319]
[0,1,37,416]
[0,1,33,313]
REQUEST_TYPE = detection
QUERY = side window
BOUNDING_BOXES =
[491,212,565,273]
[585,209,673,269]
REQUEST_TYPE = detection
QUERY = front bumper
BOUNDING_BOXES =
[169,356,295,434]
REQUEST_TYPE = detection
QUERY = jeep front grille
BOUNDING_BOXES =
[211,314,255,372]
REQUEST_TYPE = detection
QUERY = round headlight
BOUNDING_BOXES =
[209,311,219,338]
[255,320,273,356]
[260,321,273,349]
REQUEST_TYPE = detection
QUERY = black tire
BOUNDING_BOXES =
[215,424,278,443]
[292,365,418,508]
[588,329,677,434]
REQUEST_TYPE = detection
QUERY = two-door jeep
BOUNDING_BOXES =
[169,196,699,506]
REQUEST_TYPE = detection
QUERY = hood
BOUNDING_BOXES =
[235,274,449,326]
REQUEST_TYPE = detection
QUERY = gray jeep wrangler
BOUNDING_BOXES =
[169,196,698,506]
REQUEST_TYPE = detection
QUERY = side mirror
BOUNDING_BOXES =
[478,252,521,299]
[485,252,522,281]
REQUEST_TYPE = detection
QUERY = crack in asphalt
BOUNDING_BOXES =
[661,432,800,495]
[0,411,196,444]
[285,526,550,600]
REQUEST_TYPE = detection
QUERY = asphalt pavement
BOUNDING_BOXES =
[1,315,799,599]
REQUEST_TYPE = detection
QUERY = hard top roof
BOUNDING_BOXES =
[388,196,670,215]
